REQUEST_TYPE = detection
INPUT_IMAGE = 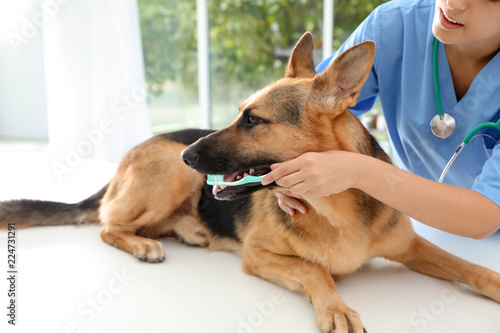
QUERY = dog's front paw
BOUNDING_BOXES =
[133,239,165,263]
[316,304,365,333]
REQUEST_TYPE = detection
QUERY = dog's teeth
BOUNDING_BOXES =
[236,175,242,180]
[220,185,227,190]
[243,172,249,177]
[249,168,255,174]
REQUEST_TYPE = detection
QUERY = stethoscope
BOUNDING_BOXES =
[430,38,500,182]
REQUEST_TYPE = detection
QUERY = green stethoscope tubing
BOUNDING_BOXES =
[432,38,445,119]
[433,38,500,143]
[462,120,500,144]
[432,38,500,182]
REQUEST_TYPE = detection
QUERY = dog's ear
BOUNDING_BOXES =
[308,41,375,114]
[284,32,316,79]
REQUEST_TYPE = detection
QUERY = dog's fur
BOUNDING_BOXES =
[1,33,499,332]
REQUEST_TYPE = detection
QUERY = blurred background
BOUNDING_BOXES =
[0,0,389,162]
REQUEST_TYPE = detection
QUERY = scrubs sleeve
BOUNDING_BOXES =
[472,142,500,207]
[315,6,382,117]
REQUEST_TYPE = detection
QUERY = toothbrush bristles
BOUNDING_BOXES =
[207,174,224,184]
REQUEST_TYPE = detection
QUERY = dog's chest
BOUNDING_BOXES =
[285,212,372,275]
[248,192,373,275]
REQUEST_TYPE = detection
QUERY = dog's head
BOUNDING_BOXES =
[182,32,375,200]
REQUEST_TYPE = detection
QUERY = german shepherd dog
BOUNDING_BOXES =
[1,33,499,332]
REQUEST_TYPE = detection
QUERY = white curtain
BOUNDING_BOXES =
[44,0,152,169]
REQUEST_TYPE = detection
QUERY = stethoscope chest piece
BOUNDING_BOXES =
[430,113,456,138]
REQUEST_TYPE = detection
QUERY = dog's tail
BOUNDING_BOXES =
[0,185,108,229]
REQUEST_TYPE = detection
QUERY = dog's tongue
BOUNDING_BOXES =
[224,172,238,182]
[212,185,220,196]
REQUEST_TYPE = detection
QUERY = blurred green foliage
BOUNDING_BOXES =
[138,0,389,95]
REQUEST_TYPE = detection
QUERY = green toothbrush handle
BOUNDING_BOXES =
[239,175,264,185]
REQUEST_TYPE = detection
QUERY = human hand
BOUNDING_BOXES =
[262,150,362,198]
[271,188,308,216]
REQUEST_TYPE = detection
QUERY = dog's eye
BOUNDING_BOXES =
[248,115,258,124]
[238,110,268,130]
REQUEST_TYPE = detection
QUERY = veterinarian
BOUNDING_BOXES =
[262,0,500,239]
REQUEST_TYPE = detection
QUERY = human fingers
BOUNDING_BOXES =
[273,191,308,215]
[261,158,300,187]
[271,187,299,198]
[261,161,298,186]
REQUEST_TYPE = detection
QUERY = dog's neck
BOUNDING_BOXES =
[301,191,358,222]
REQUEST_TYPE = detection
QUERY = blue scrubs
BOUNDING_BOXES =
[316,0,500,207]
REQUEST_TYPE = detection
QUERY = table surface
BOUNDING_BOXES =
[0,152,499,333]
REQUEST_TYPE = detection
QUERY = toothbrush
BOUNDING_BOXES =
[207,174,265,186]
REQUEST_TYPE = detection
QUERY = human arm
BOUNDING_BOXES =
[262,150,500,239]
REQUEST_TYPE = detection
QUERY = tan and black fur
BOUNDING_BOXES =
[1,33,499,332]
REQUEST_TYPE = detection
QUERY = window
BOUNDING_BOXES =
[138,0,389,133]
[0,0,390,152]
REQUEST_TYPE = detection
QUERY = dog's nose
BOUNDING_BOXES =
[181,148,199,168]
